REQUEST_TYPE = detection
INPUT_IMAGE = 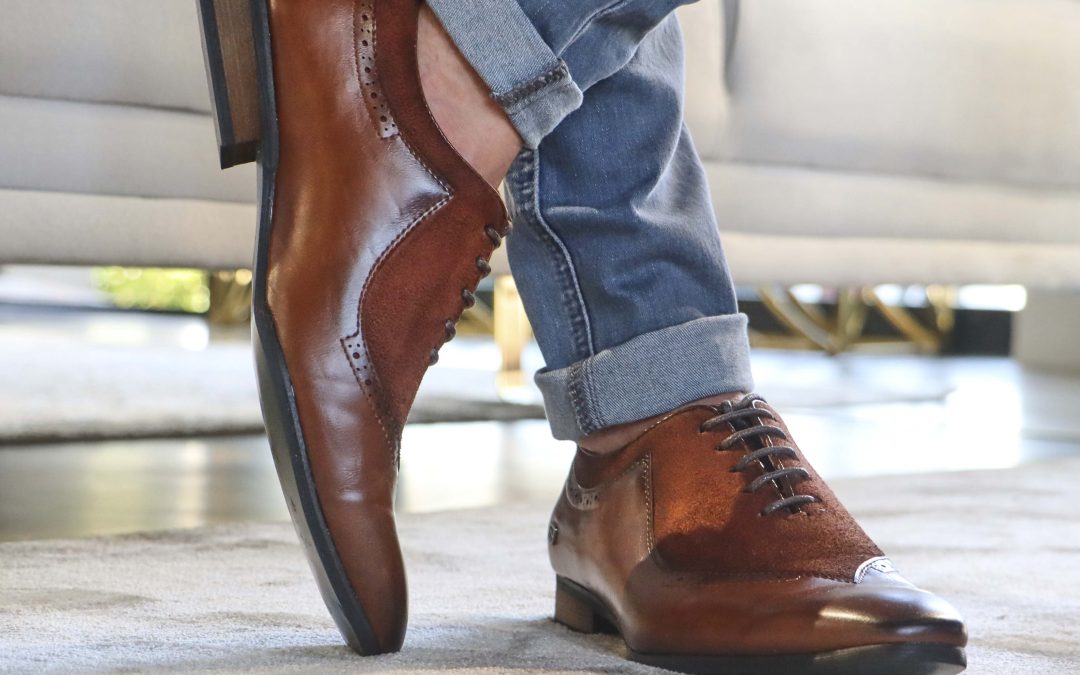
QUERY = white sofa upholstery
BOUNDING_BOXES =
[0,0,254,269]
[2,0,1079,288]
[682,0,1080,287]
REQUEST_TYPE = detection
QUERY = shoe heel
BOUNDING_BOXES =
[554,577,613,634]
[196,0,261,168]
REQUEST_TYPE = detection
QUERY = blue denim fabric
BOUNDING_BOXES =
[424,0,581,146]
[426,0,754,440]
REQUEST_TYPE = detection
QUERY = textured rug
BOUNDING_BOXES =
[2,460,1079,674]
[0,340,543,444]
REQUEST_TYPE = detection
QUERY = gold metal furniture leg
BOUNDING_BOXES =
[758,285,867,354]
[494,275,532,373]
[864,287,942,353]
[207,269,253,326]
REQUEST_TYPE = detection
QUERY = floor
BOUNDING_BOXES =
[3,306,1080,542]
[8,461,1078,674]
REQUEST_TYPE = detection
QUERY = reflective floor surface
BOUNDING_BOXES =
[3,346,1079,542]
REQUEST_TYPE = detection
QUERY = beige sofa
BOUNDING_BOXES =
[684,0,1080,288]
[0,0,254,270]
[2,1,1079,319]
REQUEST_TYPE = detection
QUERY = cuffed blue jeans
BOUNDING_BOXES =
[427,0,754,441]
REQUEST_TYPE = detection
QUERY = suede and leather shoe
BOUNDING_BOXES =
[199,0,507,655]
[548,393,967,674]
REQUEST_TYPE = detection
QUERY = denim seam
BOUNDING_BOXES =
[511,150,596,362]
[557,0,636,59]
[567,362,593,436]
[582,358,606,432]
[493,61,571,109]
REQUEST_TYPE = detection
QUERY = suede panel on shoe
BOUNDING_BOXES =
[361,0,508,430]
[362,196,505,428]
[265,0,506,652]
[646,405,883,581]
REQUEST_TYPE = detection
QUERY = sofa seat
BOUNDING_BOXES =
[675,0,1080,287]
[0,95,253,203]
[710,162,1080,286]
[2,0,1079,292]
[2,188,255,270]
[706,0,1080,190]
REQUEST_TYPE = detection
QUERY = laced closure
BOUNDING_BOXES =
[429,222,509,367]
[700,395,820,516]
[484,224,504,247]
[461,222,508,306]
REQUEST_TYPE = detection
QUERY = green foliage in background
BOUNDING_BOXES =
[93,267,210,313]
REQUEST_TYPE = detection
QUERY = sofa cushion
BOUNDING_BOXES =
[0,95,253,203]
[677,2,730,155]
[722,231,1080,288]
[0,0,210,113]
[703,0,1080,190]
[0,188,255,269]
[705,161,1080,245]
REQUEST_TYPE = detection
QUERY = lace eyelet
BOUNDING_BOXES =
[461,288,476,308]
[476,256,492,276]
[444,319,457,340]
[428,349,439,366]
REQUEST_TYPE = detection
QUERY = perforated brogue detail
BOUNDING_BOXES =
[356,1,398,138]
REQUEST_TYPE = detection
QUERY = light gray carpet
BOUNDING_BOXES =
[2,460,1079,674]
[0,340,543,444]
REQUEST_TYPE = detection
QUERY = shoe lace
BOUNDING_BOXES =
[428,222,509,366]
[699,394,820,516]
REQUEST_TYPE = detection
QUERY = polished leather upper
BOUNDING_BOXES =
[549,397,968,656]
[265,0,506,651]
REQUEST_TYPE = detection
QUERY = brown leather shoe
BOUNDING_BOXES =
[548,394,967,674]
[198,0,506,655]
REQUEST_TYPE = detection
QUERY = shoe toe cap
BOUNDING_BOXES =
[821,570,968,648]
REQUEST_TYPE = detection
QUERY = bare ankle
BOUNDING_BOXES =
[417,6,522,187]
[578,392,745,455]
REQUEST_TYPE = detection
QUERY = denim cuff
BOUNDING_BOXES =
[535,315,755,441]
[426,0,584,147]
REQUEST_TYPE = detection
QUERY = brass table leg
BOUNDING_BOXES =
[758,286,867,354]
[207,269,253,326]
[756,285,952,354]
[494,275,533,373]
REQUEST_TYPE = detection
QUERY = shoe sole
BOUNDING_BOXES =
[555,576,967,675]
[199,0,383,655]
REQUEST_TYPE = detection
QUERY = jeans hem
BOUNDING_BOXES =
[500,66,583,147]
[426,0,584,147]
[535,314,755,441]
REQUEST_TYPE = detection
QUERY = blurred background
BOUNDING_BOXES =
[1,0,1079,542]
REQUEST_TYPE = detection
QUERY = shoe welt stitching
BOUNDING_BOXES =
[643,452,654,552]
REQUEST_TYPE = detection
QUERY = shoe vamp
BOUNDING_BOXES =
[648,432,882,581]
